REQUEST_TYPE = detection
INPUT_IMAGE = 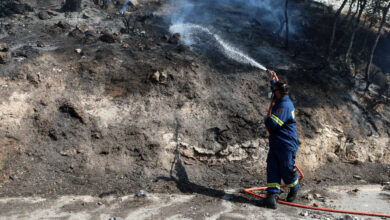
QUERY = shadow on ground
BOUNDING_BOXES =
[156,147,266,208]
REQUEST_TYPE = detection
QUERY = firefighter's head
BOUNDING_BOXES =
[273,81,289,99]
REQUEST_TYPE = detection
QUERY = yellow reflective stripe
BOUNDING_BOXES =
[286,179,298,188]
[291,110,295,119]
[270,114,284,126]
[267,183,281,189]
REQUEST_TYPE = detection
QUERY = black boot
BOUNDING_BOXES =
[264,192,277,209]
[286,187,299,202]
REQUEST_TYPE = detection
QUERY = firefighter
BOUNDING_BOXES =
[263,80,299,209]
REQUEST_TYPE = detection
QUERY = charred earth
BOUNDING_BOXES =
[0,0,389,216]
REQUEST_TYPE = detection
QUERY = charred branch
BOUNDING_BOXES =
[365,1,390,91]
[328,0,349,60]
[345,0,367,62]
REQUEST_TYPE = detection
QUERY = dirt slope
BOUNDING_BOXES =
[0,0,389,200]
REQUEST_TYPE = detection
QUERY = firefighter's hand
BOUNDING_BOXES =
[267,69,274,79]
[263,116,268,123]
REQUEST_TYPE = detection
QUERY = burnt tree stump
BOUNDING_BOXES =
[62,0,81,12]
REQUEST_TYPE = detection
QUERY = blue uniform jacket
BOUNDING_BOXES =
[265,95,298,152]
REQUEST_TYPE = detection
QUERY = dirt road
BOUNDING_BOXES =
[1,184,389,220]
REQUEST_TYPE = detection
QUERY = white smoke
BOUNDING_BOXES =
[165,0,302,37]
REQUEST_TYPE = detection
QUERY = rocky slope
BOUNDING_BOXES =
[0,0,389,198]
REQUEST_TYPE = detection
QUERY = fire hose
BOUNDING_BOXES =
[243,70,390,218]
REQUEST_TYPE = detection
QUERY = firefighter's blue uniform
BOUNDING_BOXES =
[264,92,299,194]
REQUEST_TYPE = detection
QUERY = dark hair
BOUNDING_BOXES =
[273,81,289,95]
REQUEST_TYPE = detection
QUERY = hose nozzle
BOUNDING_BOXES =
[266,69,279,81]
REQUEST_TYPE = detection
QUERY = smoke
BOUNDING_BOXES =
[164,0,302,38]
[163,0,303,69]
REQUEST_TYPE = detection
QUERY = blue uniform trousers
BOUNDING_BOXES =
[266,146,299,194]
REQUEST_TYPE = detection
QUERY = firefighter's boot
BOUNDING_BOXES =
[264,192,277,209]
[286,187,299,202]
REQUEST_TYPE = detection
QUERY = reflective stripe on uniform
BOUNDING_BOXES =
[270,114,284,126]
[286,178,298,188]
[267,183,281,189]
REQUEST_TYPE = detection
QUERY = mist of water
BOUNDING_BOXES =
[120,0,131,14]
[170,23,267,71]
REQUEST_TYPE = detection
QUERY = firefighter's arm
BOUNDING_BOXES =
[264,106,290,133]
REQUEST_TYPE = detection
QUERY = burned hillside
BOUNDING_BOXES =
[0,0,389,208]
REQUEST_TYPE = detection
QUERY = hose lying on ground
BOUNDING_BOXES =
[244,165,390,218]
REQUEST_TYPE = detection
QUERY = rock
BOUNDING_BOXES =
[300,211,309,216]
[314,193,323,199]
[75,48,82,54]
[242,141,252,148]
[37,41,45,47]
[0,42,9,52]
[135,190,146,197]
[97,202,103,205]
[69,28,84,40]
[108,217,124,220]
[84,30,97,37]
[47,9,59,16]
[59,102,85,124]
[355,80,367,91]
[169,33,181,44]
[151,71,160,83]
[160,71,168,84]
[381,181,390,185]
[82,30,98,44]
[327,154,336,162]
[129,0,139,6]
[162,35,169,41]
[27,73,40,85]
[76,24,89,33]
[12,46,39,59]
[60,149,77,156]
[38,11,50,20]
[100,32,117,43]
[343,215,353,220]
[57,21,70,30]
[353,175,361,180]
[306,193,314,201]
[122,43,129,48]
[367,84,381,96]
[0,52,10,64]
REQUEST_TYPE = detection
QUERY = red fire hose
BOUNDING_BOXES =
[243,165,390,218]
[244,70,390,218]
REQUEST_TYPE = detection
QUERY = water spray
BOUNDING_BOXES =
[169,23,268,72]
[120,0,131,14]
